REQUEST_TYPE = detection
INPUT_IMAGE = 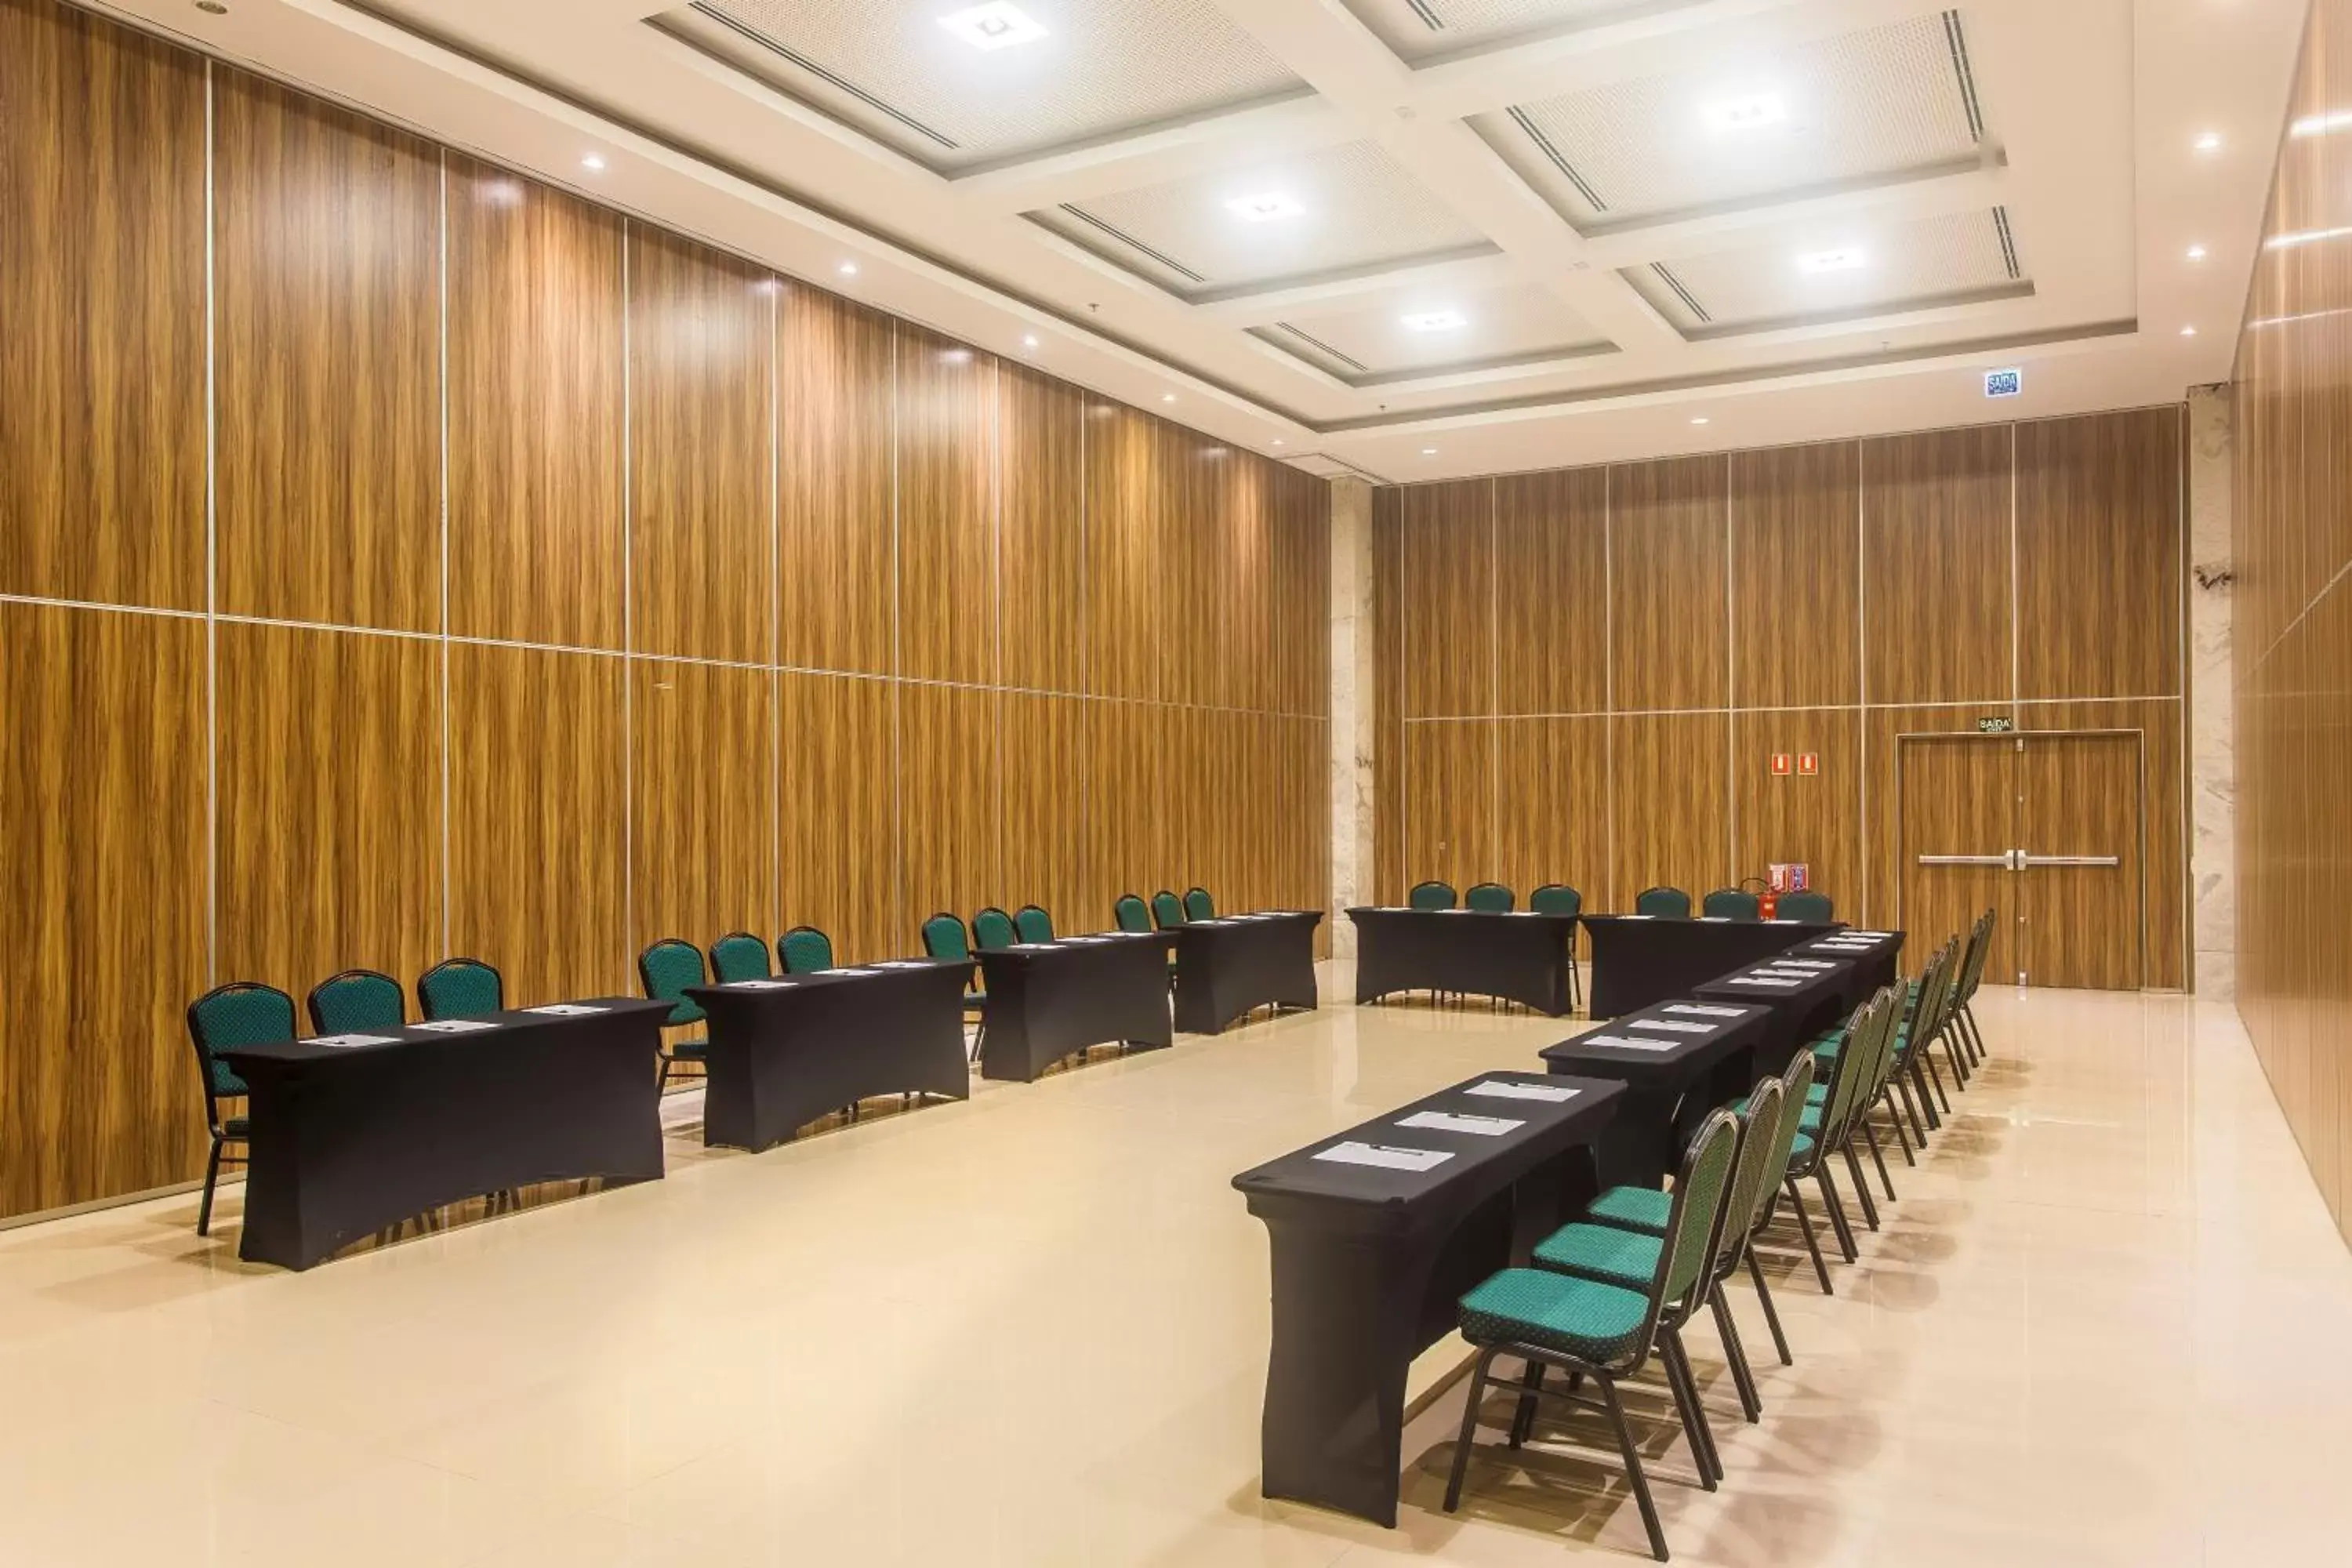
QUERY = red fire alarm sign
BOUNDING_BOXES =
[1769,753,1791,776]
[1798,753,1819,776]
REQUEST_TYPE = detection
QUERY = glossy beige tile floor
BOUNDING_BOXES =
[3,975,2349,1566]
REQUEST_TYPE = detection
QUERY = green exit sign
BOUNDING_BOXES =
[1978,716,2015,733]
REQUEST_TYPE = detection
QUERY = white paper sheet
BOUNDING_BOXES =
[1312,1142,1454,1173]
[412,1019,497,1033]
[1579,1034,1679,1051]
[1398,1110,1525,1137]
[1627,1019,1712,1034]
[1667,1004,1745,1018]
[1725,977,1802,988]
[1773,960,1835,971]
[725,979,795,989]
[874,961,931,970]
[303,1033,398,1047]
[1464,1080,1581,1104]
[816,967,878,976]
[524,1004,606,1016]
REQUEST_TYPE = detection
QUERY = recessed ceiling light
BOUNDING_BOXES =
[2180,325,2198,337]
[2292,109,2352,138]
[1224,192,1306,223]
[1399,310,1468,332]
[1162,393,1177,403]
[2194,130,2223,152]
[938,2,1047,52]
[838,261,858,276]
[1691,416,1711,426]
[1021,334,1039,349]
[1704,93,1787,132]
[2186,244,2208,261]
[1421,448,1438,456]
[1796,248,1867,274]
[1271,439,1284,447]
[580,154,605,172]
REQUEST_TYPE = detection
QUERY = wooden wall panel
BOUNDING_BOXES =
[629,659,774,954]
[446,159,625,650]
[1213,457,1273,713]
[447,644,625,1004]
[213,72,440,633]
[629,230,771,665]
[0,0,205,612]
[1083,701,1159,917]
[1862,425,2013,706]
[1373,489,1407,906]
[0,603,208,1215]
[1495,467,1608,716]
[1610,713,1730,901]
[1403,721,1494,892]
[898,683,1000,938]
[1002,693,1088,926]
[2016,699,2187,991]
[1000,364,1083,693]
[1735,708,1861,913]
[1399,481,1495,718]
[1160,428,1218,710]
[898,330,997,684]
[1611,457,1729,712]
[779,286,894,676]
[1862,703,1990,931]
[2017,409,2183,700]
[779,672,895,965]
[1272,469,1334,717]
[1733,443,1860,708]
[214,624,441,1004]
[1496,717,1611,912]
[1083,401,1163,702]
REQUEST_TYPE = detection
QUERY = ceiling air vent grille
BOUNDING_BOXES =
[1507,105,1608,214]
[1650,262,1711,325]
[687,2,959,150]
[1052,204,1207,285]
[1272,323,1371,373]
[1942,9,1985,142]
[1405,0,1449,28]
[1992,205,2021,280]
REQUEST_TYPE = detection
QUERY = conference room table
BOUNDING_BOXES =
[972,931,1174,1081]
[1345,906,1581,1016]
[1693,954,1872,1073]
[1578,915,1844,1018]
[684,959,975,1152]
[1788,928,1907,997]
[1538,999,1777,1187]
[1171,911,1323,1034]
[218,997,672,1270]
[1232,1070,1624,1526]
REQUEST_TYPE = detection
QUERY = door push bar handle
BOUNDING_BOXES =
[1916,851,2121,869]
[2018,855,2122,867]
[1915,854,2012,866]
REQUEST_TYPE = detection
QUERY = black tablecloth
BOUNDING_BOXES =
[219,997,671,1270]
[1788,929,1907,1000]
[972,933,1174,1081]
[1540,1000,1776,1187]
[685,959,974,1151]
[1172,912,1322,1035]
[1579,915,1843,1017]
[1346,907,1580,1015]
[1232,1071,1624,1526]
[1692,956,1864,1071]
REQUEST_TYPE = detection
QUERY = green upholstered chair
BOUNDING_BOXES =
[1530,884,1585,1008]
[1782,986,1901,1277]
[1113,894,1152,933]
[1465,881,1514,913]
[1635,885,1691,920]
[638,938,710,1095]
[779,926,836,975]
[1703,887,1761,920]
[1777,889,1834,923]
[924,913,989,1062]
[307,969,405,1035]
[1013,905,1055,944]
[1150,890,1185,929]
[1442,1110,1744,1560]
[1951,907,1996,1067]
[1407,880,1457,911]
[417,957,504,1021]
[184,982,292,1236]
[1183,887,1214,921]
[710,931,774,984]
[972,907,1017,952]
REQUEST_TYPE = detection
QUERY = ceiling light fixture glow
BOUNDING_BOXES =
[1796,248,1867,274]
[1704,93,1788,132]
[1224,191,1306,223]
[1421,448,1438,456]
[1162,393,1177,403]
[2180,325,2198,337]
[581,154,605,171]
[2186,244,2208,260]
[937,2,1048,52]
[1399,310,1469,332]
[2194,130,2223,152]
[1022,334,1040,349]
[838,260,858,276]
[1691,416,1710,426]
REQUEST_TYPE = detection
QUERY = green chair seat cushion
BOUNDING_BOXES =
[1733,1083,1828,1116]
[1798,1105,1822,1134]
[1459,1268,1650,1363]
[1532,1222,1663,1289]
[1793,1131,1817,1160]
[1584,1185,1672,1235]
[210,1061,252,1098]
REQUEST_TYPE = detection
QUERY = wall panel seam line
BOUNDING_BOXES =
[1857,438,1868,924]
[0,593,209,622]
[204,57,219,988]
[889,321,902,948]
[1725,454,1735,883]
[2009,420,2020,719]
[437,149,452,959]
[770,274,781,936]
[621,220,635,973]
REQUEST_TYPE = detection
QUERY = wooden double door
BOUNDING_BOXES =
[1896,731,2146,990]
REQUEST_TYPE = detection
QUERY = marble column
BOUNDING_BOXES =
[1328,478,1374,957]
[2187,383,2237,998]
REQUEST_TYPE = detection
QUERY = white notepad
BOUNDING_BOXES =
[1697,916,1730,922]
[817,967,878,977]
[1628,1019,1712,1034]
[412,1019,497,1033]
[1312,1142,1454,1173]
[1846,931,1894,939]
[1008,943,1057,950]
[1726,977,1801,988]
[1398,1110,1524,1137]
[303,1033,397,1048]
[1581,1034,1679,1051]
[1668,1003,1745,1018]
[726,979,795,989]
[875,961,931,970]
[1773,960,1835,971]
[524,1004,606,1016]
[1065,935,1113,943]
[1464,1080,1581,1104]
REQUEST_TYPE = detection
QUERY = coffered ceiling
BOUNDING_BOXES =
[111,0,2305,481]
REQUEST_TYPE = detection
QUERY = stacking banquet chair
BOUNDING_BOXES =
[972,906,1017,952]
[184,982,293,1235]
[1442,1110,1744,1562]
[307,968,405,1035]
[1150,890,1186,929]
[1117,893,1179,989]
[1465,881,1515,912]
[1184,887,1215,921]
[1407,880,1457,910]
[779,925,836,975]
[638,938,710,1095]
[710,931,773,983]
[1701,887,1761,920]
[922,912,989,1063]
[1776,889,1834,922]
[1635,885,1691,920]
[1947,909,1997,1069]
[417,957,504,1020]
[1530,883,1585,1011]
[1781,987,1901,1278]
[1013,905,1055,944]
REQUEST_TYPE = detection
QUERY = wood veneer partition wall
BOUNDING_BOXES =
[1371,408,2188,984]
[0,0,1330,1221]
[2233,0,2352,1245]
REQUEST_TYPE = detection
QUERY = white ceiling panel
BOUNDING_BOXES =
[1254,281,1610,383]
[1341,0,1670,63]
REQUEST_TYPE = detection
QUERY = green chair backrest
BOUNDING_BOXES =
[1635,886,1691,919]
[1702,887,1760,920]
[186,982,292,1102]
[780,926,835,974]
[1754,1049,1817,1229]
[1529,883,1582,917]
[638,938,707,1027]
[1151,891,1185,928]
[1777,889,1834,922]
[1184,887,1214,920]
[710,931,772,983]
[417,958,503,1021]
[1113,894,1152,933]
[1408,880,1457,911]
[1014,905,1055,943]
[307,969,405,1035]
[922,912,972,960]
[1465,882,1514,913]
[1819,988,1896,1144]
[1654,1109,1741,1315]
[1715,1074,1785,1276]
[973,907,1016,950]
[1956,910,1994,1003]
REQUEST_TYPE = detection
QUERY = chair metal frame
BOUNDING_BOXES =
[305,967,406,1036]
[416,956,505,1021]
[183,982,291,1236]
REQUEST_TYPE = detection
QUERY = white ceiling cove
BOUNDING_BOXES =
[112,0,2306,481]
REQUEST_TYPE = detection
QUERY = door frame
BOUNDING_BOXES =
[1893,728,2151,989]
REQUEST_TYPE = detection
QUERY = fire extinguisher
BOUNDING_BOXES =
[1759,891,1778,920]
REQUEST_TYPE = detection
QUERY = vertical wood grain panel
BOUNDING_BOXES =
[629,659,774,952]
[898,683,1000,937]
[1214,455,1273,713]
[1735,708,1861,909]
[1003,693,1088,926]
[778,671,895,964]
[445,159,624,649]
[212,71,441,633]
[1083,401,1161,702]
[2018,697,2188,989]
[447,643,625,1004]
[628,230,771,665]
[0,0,205,612]
[0,603,208,1215]
[1862,703,1991,930]
[1000,363,1083,692]
[779,286,894,675]
[1610,712,1730,902]
[1083,700,1157,917]
[1272,466,1334,717]
[1372,488,1406,906]
[1496,717,1611,912]
[1400,481,1495,718]
[898,329,997,684]
[1403,721,1494,891]
[2017,408,2183,699]
[1733,442,1859,708]
[1495,467,1608,716]
[1862,424,2013,705]
[1611,456,1729,712]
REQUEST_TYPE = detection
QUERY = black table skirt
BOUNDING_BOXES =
[1580,916,1843,1018]
[686,960,975,1151]
[1540,1002,1777,1188]
[220,998,671,1270]
[1172,912,1322,1035]
[1346,908,1579,1016]
[1693,960,1864,1074]
[973,934,1174,1081]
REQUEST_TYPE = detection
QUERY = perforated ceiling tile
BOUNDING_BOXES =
[1029,140,1494,297]
[1482,10,1985,226]
[1628,207,2027,337]
[1342,0,1670,63]
[1253,281,1609,384]
[670,0,1304,169]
